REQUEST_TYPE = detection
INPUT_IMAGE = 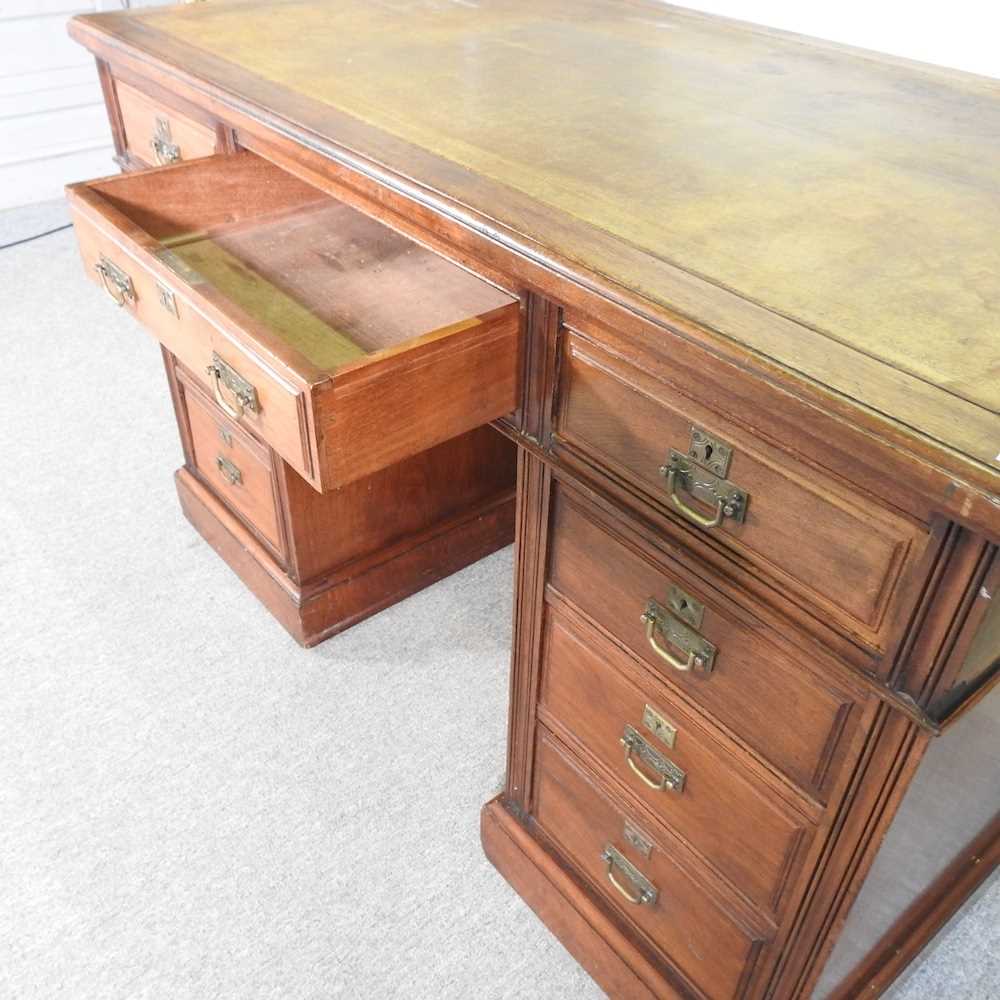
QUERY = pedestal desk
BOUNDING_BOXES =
[66,2,999,997]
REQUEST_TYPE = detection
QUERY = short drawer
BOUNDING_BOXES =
[116,80,217,167]
[554,331,926,651]
[533,730,768,1000]
[177,369,285,557]
[539,607,812,916]
[547,483,863,799]
[67,151,519,492]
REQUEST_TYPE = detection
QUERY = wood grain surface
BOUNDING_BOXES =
[70,0,1000,482]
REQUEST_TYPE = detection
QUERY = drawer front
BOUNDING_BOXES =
[555,332,925,650]
[539,608,812,916]
[116,81,217,167]
[547,484,861,798]
[69,205,316,482]
[179,373,284,556]
[67,151,519,492]
[533,730,767,999]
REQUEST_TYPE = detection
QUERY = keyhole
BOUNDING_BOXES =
[703,443,714,461]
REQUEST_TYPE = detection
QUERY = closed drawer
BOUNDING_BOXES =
[539,606,813,916]
[67,151,519,492]
[116,81,217,167]
[178,368,285,557]
[554,331,926,652]
[547,483,862,799]
[533,730,769,1000]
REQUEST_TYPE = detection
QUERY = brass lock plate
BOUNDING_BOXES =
[687,425,733,477]
[621,724,687,793]
[623,822,653,859]
[156,281,177,317]
[666,584,704,630]
[641,704,677,749]
[208,352,260,415]
[664,451,748,524]
[644,597,717,673]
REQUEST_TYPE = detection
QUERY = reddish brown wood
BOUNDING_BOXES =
[513,431,940,734]
[65,18,1000,1000]
[514,293,562,444]
[504,449,553,813]
[96,58,127,163]
[926,549,1000,722]
[175,466,514,648]
[67,151,520,491]
[66,9,1000,515]
[276,423,516,586]
[116,78,216,168]
[539,606,814,918]
[481,798,675,1000]
[165,353,516,647]
[531,730,771,999]
[554,329,927,659]
[177,367,287,558]
[317,304,519,485]
[546,483,863,800]
[882,523,998,716]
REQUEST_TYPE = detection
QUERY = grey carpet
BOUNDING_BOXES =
[0,199,996,999]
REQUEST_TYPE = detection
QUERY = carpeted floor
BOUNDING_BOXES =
[0,199,996,999]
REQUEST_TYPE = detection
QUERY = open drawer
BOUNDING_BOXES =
[66,152,520,491]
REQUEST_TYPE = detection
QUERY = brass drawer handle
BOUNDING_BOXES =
[151,116,181,165]
[640,598,716,674]
[601,845,658,906]
[206,353,260,422]
[216,455,242,486]
[620,725,686,793]
[660,449,748,531]
[643,610,698,671]
[94,255,135,307]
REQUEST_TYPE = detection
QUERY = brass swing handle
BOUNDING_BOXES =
[601,845,658,906]
[640,598,717,674]
[94,256,136,308]
[660,451,748,530]
[205,354,260,422]
[620,725,686,793]
[150,117,181,165]
[216,455,242,487]
[151,135,181,165]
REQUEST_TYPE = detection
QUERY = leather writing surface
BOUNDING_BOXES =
[123,0,999,419]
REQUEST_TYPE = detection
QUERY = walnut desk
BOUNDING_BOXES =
[67,2,999,997]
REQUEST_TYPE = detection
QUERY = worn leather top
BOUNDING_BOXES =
[72,0,1000,479]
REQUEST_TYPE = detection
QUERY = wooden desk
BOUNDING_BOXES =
[67,2,999,996]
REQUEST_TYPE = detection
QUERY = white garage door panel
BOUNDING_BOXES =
[0,103,110,162]
[0,63,104,120]
[1,2,179,209]
[1,15,95,77]
[0,143,115,211]
[0,64,100,98]
[2,3,92,16]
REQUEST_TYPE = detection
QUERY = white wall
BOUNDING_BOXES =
[0,0,176,211]
[670,1,1000,79]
